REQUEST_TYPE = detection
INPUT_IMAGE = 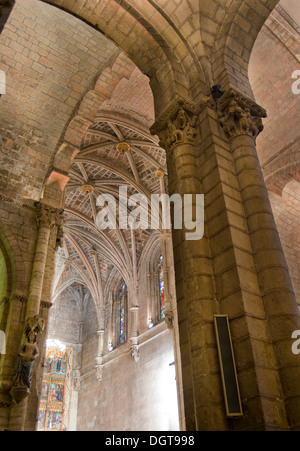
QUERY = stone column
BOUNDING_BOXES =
[95,329,105,383]
[96,329,105,361]
[108,296,114,352]
[27,215,63,430]
[26,204,61,320]
[130,306,139,345]
[146,269,152,328]
[218,89,300,430]
[9,203,65,430]
[160,227,186,431]
[160,232,172,323]
[151,97,218,431]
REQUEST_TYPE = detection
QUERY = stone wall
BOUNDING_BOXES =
[43,265,180,431]
[249,4,300,305]
[77,327,179,432]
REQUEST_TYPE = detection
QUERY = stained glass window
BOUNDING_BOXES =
[159,255,165,320]
[119,281,127,344]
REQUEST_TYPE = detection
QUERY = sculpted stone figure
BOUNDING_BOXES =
[10,316,45,403]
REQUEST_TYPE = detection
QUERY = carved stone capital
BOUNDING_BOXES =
[150,96,199,151]
[35,203,65,248]
[218,88,267,139]
[0,295,28,308]
[36,203,59,230]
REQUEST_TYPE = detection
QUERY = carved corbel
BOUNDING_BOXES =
[164,310,174,329]
[130,345,140,363]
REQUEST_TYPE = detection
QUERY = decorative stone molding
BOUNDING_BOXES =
[40,301,53,310]
[159,231,171,242]
[35,203,66,248]
[55,211,66,249]
[80,184,94,195]
[0,294,28,308]
[36,203,59,230]
[218,88,267,139]
[0,192,35,211]
[0,402,10,408]
[130,345,140,363]
[13,295,28,303]
[150,96,199,151]
[116,142,131,155]
[10,315,45,403]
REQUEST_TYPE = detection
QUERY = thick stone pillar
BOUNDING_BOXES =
[151,92,300,431]
[218,89,300,430]
[8,203,65,430]
[25,214,63,431]
[26,204,61,320]
[151,97,219,431]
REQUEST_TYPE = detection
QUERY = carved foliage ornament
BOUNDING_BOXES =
[35,203,66,248]
[218,89,267,139]
[161,108,197,151]
[150,97,199,152]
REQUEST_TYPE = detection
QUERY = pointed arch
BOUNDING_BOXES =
[0,218,27,298]
[212,0,280,98]
[40,0,196,115]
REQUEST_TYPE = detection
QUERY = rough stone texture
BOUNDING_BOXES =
[249,5,300,305]
[0,0,299,433]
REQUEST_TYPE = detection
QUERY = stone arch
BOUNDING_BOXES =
[138,231,161,279]
[40,0,193,116]
[0,219,27,297]
[212,0,280,98]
